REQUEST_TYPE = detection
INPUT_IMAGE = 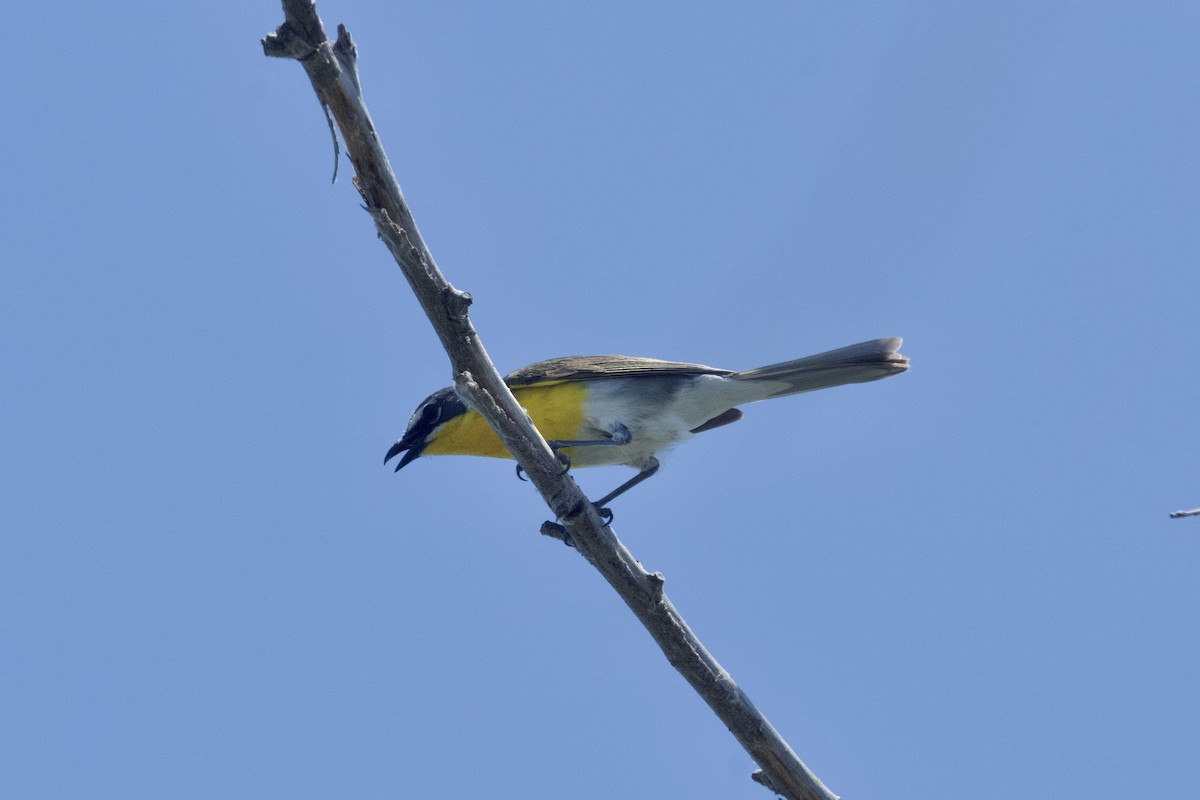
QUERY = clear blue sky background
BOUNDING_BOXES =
[3,2,1198,798]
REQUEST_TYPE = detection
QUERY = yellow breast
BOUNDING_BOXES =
[422,381,588,459]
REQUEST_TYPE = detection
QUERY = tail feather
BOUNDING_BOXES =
[729,337,908,399]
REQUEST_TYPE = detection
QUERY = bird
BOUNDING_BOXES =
[385,337,908,511]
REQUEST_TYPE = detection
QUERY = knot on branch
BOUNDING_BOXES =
[335,24,358,60]
[454,371,501,422]
[557,497,591,523]
[443,287,473,321]
[262,22,320,60]
[453,369,480,395]
[750,769,781,795]
[263,1,332,61]
[540,521,574,546]
[647,571,666,601]
[333,24,362,92]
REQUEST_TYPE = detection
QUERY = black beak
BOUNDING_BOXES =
[386,385,463,473]
[384,437,426,471]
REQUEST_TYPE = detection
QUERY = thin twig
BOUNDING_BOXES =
[264,4,839,798]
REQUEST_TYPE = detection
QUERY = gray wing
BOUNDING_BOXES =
[505,355,731,387]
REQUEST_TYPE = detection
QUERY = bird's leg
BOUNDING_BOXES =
[551,425,656,522]
[521,421,605,482]
[537,424,653,529]
[547,422,632,450]
[592,456,661,520]
[544,458,659,533]
[538,422,630,484]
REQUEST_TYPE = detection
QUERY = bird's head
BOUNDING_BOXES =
[384,386,468,471]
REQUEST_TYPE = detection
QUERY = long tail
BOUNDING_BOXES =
[729,337,909,399]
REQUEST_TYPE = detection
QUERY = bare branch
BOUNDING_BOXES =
[265,4,839,798]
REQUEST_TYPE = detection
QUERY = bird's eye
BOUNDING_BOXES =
[406,402,437,431]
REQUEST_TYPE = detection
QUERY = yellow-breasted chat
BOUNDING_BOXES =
[386,337,908,509]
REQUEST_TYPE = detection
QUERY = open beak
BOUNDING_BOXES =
[384,436,426,471]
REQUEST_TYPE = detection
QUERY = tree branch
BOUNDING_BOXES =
[264,4,839,798]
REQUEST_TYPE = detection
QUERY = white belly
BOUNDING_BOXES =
[568,374,786,469]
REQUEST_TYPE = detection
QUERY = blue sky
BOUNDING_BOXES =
[3,2,1198,798]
